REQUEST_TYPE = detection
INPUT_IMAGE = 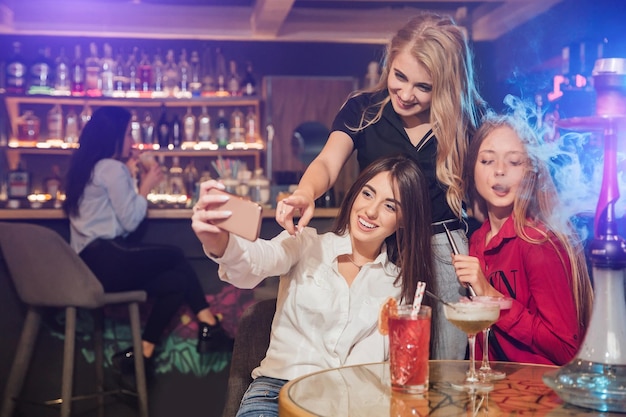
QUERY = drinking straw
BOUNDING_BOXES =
[211,160,222,177]
[424,289,459,311]
[442,222,460,255]
[443,222,477,299]
[412,281,426,313]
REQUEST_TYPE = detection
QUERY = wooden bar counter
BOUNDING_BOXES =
[0,206,340,294]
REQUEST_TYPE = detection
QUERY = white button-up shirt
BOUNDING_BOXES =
[69,159,147,253]
[208,228,402,381]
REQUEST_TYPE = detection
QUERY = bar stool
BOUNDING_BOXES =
[0,222,149,417]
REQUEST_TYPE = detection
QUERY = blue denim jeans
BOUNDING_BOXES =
[235,376,288,417]
[431,228,469,359]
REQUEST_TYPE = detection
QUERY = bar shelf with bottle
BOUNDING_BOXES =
[2,39,272,210]
[1,93,264,169]
[1,93,266,210]
[3,94,262,136]
[3,40,264,156]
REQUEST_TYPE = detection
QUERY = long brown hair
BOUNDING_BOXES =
[63,106,131,218]
[346,12,486,219]
[465,111,593,331]
[331,154,437,334]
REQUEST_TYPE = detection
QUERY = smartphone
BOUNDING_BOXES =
[207,188,263,241]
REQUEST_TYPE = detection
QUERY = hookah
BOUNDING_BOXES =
[543,57,626,412]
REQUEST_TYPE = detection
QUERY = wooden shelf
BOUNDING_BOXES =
[1,145,264,171]
[1,93,266,171]
[3,94,262,137]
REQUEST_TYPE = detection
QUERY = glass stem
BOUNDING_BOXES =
[467,333,478,382]
[480,327,491,371]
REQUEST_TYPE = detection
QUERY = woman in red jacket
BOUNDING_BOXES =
[452,103,593,366]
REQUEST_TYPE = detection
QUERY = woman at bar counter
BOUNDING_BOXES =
[452,105,593,365]
[62,106,231,375]
[276,11,487,360]
[192,155,435,417]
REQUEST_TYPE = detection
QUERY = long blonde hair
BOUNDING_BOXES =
[349,12,486,218]
[466,110,594,331]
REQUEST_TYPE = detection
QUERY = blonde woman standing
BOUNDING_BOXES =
[276,12,487,359]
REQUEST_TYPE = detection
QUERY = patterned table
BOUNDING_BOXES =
[279,360,623,416]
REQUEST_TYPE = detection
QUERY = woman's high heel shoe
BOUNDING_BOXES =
[197,319,234,353]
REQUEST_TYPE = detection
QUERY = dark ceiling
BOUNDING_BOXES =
[0,0,564,43]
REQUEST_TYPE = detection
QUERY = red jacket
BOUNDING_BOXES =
[470,216,582,366]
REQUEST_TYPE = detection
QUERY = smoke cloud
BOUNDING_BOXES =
[501,94,626,241]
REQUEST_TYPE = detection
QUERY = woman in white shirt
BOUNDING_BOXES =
[62,106,230,376]
[192,154,435,417]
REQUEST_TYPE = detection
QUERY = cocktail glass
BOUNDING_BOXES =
[388,305,431,394]
[474,296,513,381]
[443,301,500,392]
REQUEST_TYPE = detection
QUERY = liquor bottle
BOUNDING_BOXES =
[7,163,30,201]
[220,169,238,194]
[28,46,55,95]
[248,168,270,205]
[168,156,185,197]
[100,43,115,97]
[84,42,101,96]
[138,50,152,93]
[54,47,71,95]
[126,47,139,93]
[183,159,199,201]
[215,74,228,97]
[156,155,169,196]
[64,107,79,144]
[227,60,240,96]
[43,164,62,198]
[170,113,182,148]
[183,107,196,143]
[141,111,155,146]
[157,104,170,149]
[178,49,190,97]
[214,47,227,82]
[189,50,202,97]
[70,44,85,96]
[79,103,92,132]
[130,110,141,145]
[199,165,212,184]
[229,108,244,144]
[214,48,228,97]
[16,111,40,142]
[47,104,63,141]
[6,41,27,95]
[197,106,211,143]
[152,49,164,94]
[162,49,179,97]
[215,109,229,148]
[113,50,126,94]
[241,62,257,96]
[201,45,215,95]
[245,107,258,143]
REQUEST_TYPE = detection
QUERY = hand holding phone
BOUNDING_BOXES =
[207,188,263,241]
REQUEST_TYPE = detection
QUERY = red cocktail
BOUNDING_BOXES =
[388,305,431,394]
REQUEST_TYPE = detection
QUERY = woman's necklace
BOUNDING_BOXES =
[347,255,367,269]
